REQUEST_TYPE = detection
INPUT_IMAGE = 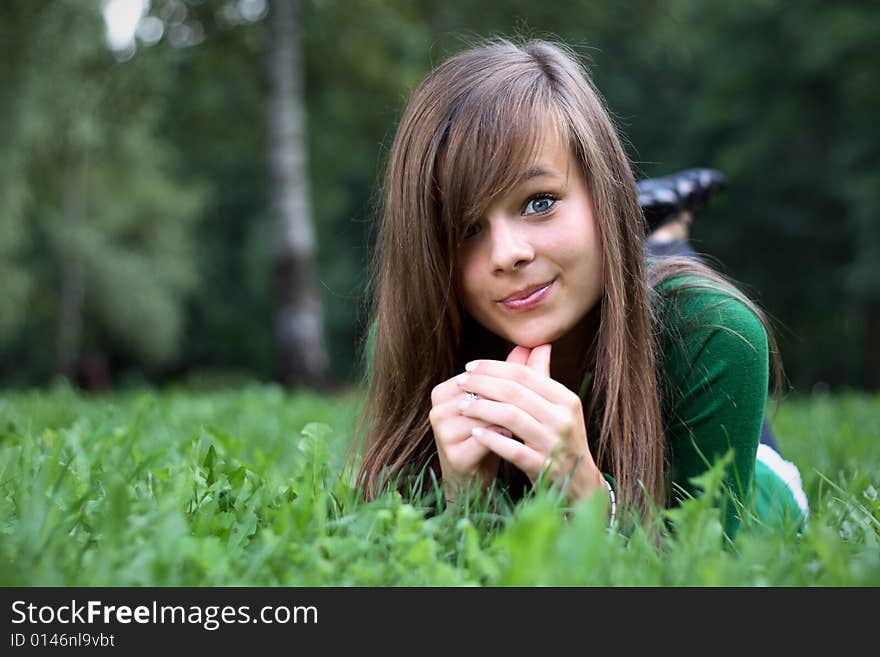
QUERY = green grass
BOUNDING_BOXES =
[1,384,877,586]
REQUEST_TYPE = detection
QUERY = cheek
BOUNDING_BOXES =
[552,235,596,271]
[548,209,600,263]
[558,234,603,294]
[454,255,483,311]
[582,247,605,293]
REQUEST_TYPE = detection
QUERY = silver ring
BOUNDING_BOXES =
[464,392,480,402]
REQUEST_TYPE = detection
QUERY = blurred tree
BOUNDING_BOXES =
[0,3,38,344]
[142,0,276,385]
[300,0,430,382]
[267,0,328,387]
[148,0,432,385]
[0,0,204,384]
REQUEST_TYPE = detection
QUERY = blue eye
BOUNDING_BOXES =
[524,194,557,215]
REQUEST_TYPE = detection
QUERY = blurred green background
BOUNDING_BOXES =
[1,0,878,393]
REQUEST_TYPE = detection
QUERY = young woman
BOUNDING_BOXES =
[355,38,807,538]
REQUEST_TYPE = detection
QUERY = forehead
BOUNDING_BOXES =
[516,131,573,185]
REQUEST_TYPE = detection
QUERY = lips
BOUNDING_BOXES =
[497,280,554,311]
[499,280,554,303]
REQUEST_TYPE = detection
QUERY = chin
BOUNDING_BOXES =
[505,324,567,349]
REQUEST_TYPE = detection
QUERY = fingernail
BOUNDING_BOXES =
[456,374,469,385]
[465,361,478,372]
[457,398,471,412]
[471,427,484,438]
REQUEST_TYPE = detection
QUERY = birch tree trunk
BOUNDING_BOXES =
[266,0,329,387]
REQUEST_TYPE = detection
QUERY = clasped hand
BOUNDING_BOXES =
[430,344,604,504]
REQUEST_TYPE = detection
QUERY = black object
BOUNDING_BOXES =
[638,168,727,232]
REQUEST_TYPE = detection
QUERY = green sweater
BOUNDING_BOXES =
[653,274,767,537]
[652,273,806,537]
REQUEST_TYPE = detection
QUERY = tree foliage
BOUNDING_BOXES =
[0,0,204,382]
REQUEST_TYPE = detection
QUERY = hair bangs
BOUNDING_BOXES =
[434,71,568,243]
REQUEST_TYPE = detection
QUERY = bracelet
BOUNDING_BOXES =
[601,474,616,527]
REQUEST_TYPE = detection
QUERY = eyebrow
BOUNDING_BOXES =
[515,165,565,186]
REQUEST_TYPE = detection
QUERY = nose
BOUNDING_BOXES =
[488,219,534,273]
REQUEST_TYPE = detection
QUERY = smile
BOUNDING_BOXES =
[498,280,554,311]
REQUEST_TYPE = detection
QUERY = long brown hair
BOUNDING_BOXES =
[354,38,780,521]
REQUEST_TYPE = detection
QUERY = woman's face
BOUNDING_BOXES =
[455,133,604,348]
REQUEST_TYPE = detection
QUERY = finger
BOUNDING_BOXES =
[487,424,514,438]
[456,373,568,431]
[434,398,518,444]
[447,435,494,473]
[471,427,545,480]
[432,411,495,469]
[433,401,497,441]
[431,374,470,405]
[506,345,531,365]
[526,344,551,377]
[464,359,572,405]
[458,395,553,452]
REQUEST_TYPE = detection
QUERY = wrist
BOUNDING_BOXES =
[567,460,605,503]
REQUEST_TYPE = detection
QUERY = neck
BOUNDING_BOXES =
[551,303,601,394]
